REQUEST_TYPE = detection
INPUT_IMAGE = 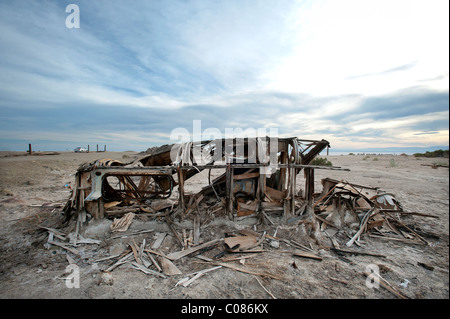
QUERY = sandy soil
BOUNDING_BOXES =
[0,151,448,300]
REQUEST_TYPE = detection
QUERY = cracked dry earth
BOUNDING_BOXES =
[0,151,448,299]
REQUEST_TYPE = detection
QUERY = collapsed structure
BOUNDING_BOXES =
[63,137,434,247]
[63,137,343,222]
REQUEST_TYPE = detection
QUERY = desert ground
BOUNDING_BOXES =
[0,150,448,300]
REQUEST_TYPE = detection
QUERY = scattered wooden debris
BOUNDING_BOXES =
[151,232,167,249]
[330,247,386,258]
[176,266,222,287]
[292,249,322,261]
[255,276,276,299]
[47,240,80,255]
[160,257,182,276]
[363,271,409,299]
[224,235,258,252]
[105,252,133,272]
[110,229,154,239]
[131,262,167,279]
[166,238,222,261]
[110,212,135,232]
[328,275,348,285]
[417,262,434,271]
[196,254,282,280]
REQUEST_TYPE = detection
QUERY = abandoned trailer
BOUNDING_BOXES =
[63,137,345,222]
[62,137,434,253]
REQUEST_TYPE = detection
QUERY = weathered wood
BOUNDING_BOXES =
[210,261,282,280]
[110,229,154,239]
[193,215,200,246]
[292,249,322,261]
[166,212,184,248]
[224,236,257,251]
[363,271,408,299]
[110,212,135,232]
[160,257,182,275]
[131,262,167,278]
[255,276,276,299]
[177,168,185,212]
[225,165,234,219]
[265,187,285,201]
[151,232,167,249]
[47,240,80,255]
[146,251,162,272]
[330,247,386,258]
[233,172,259,180]
[279,151,287,192]
[378,209,439,219]
[346,208,376,247]
[177,266,222,287]
[105,252,133,272]
[304,168,314,204]
[166,238,222,261]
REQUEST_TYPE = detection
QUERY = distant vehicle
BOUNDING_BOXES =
[74,147,88,153]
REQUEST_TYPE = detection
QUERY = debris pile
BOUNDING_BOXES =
[312,178,439,247]
[63,137,338,224]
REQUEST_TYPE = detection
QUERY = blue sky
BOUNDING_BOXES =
[0,0,448,152]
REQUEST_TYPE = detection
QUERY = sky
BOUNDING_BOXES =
[0,0,448,153]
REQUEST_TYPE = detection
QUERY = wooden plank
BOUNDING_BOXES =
[193,215,200,246]
[47,240,80,255]
[226,165,234,219]
[151,232,167,250]
[105,252,133,272]
[363,271,408,299]
[131,262,167,278]
[160,257,182,275]
[304,168,314,204]
[166,238,222,261]
[265,186,285,201]
[224,236,257,251]
[238,229,261,237]
[146,251,162,272]
[177,266,222,287]
[330,247,386,258]
[166,213,184,248]
[237,200,257,216]
[292,249,322,261]
[177,168,185,212]
[209,261,282,280]
[233,172,259,180]
[110,212,135,232]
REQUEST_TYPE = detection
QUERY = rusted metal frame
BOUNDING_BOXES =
[84,167,174,203]
[103,174,172,201]
[123,175,143,199]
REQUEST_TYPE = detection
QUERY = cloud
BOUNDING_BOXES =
[0,0,448,151]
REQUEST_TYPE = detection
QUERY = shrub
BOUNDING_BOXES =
[311,157,333,166]
[414,149,449,158]
[389,159,398,167]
